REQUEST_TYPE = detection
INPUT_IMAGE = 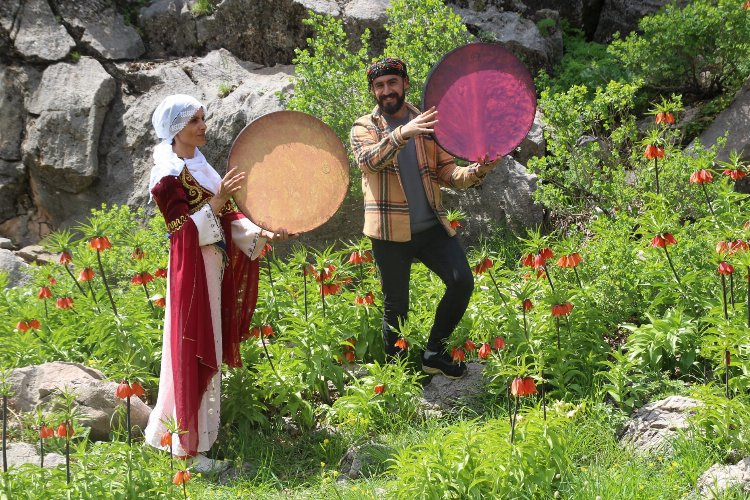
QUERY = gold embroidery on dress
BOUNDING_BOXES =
[167,214,188,233]
[179,168,213,214]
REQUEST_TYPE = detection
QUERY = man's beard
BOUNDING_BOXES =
[377,91,406,115]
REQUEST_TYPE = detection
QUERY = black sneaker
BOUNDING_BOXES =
[421,351,467,379]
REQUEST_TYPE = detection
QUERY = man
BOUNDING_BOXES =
[350,57,499,379]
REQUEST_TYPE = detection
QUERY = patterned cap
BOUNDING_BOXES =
[366,58,408,86]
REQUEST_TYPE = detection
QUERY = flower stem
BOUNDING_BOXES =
[142,283,154,312]
[65,430,70,484]
[746,266,749,328]
[2,395,6,473]
[701,183,715,216]
[573,267,583,289]
[126,395,132,446]
[662,246,682,285]
[39,432,44,469]
[487,269,509,308]
[64,264,87,295]
[730,273,735,309]
[522,309,529,341]
[721,274,728,320]
[542,265,555,292]
[725,349,730,399]
[96,251,118,316]
[510,395,519,444]
[303,267,309,321]
[88,281,101,313]
[555,317,561,350]
[654,158,660,195]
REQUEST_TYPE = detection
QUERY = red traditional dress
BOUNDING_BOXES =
[144,143,264,456]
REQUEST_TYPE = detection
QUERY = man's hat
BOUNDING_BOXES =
[366,57,408,86]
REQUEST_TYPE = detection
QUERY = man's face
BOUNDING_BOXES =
[371,74,409,115]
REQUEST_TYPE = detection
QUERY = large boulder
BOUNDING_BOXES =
[139,0,339,65]
[25,57,116,194]
[0,248,31,287]
[1,0,75,61]
[54,0,145,60]
[452,6,562,74]
[8,361,152,441]
[695,76,750,164]
[342,0,390,56]
[4,442,66,469]
[594,0,675,43]
[618,395,702,453]
[522,0,603,38]
[443,156,546,236]
[695,457,750,499]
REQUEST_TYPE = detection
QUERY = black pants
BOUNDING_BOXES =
[370,225,474,355]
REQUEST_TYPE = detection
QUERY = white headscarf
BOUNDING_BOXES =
[148,94,222,195]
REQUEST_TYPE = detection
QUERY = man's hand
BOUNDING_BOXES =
[476,155,502,177]
[400,107,438,139]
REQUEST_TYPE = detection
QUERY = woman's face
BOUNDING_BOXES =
[174,107,207,149]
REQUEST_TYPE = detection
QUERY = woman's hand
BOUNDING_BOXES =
[209,166,245,214]
[400,107,438,139]
[261,228,293,241]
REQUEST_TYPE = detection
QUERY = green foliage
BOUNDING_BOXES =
[382,0,471,106]
[191,0,215,16]
[608,0,750,97]
[689,387,750,459]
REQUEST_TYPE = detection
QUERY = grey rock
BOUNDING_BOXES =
[8,361,152,442]
[695,457,750,498]
[523,0,603,38]
[137,0,197,59]
[0,237,13,250]
[695,76,750,164]
[4,442,66,469]
[338,442,392,480]
[343,0,390,56]
[594,0,675,43]
[6,0,75,61]
[15,244,55,264]
[0,248,30,287]
[54,0,145,60]
[0,66,26,161]
[514,111,546,165]
[0,160,25,224]
[618,395,702,453]
[453,6,562,74]
[422,361,485,411]
[443,156,545,236]
[25,57,116,194]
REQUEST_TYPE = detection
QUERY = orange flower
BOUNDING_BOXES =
[261,324,274,337]
[28,319,41,330]
[493,336,506,349]
[644,144,665,159]
[723,169,747,181]
[59,250,73,265]
[689,169,713,184]
[348,251,363,265]
[260,243,272,258]
[153,297,166,308]
[651,233,676,248]
[464,339,477,353]
[474,257,493,274]
[451,347,465,363]
[131,247,145,260]
[655,112,675,125]
[716,240,729,254]
[510,377,538,397]
[374,384,386,395]
[478,343,491,359]
[115,381,134,399]
[56,422,74,438]
[37,286,53,300]
[539,248,553,261]
[172,470,192,485]
[160,431,172,447]
[343,351,355,363]
[744,1,750,11]
[130,382,145,398]
[556,253,582,268]
[47,275,57,285]
[89,236,112,251]
[39,425,54,439]
[522,299,533,311]
[154,267,168,278]
[394,337,409,350]
[449,219,462,229]
[354,292,375,305]
[729,239,749,254]
[521,253,534,267]
[78,267,95,282]
[718,261,735,275]
[551,302,573,317]
[249,326,260,338]
[16,321,29,332]
[55,297,74,309]
[131,272,153,285]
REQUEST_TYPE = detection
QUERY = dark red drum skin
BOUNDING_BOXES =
[228,111,349,234]
[422,42,537,162]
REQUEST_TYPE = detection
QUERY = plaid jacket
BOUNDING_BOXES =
[350,102,487,242]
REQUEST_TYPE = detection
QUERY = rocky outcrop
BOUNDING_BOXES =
[695,76,750,164]
[618,395,702,453]
[695,458,750,499]
[1,0,75,61]
[8,361,152,441]
[452,6,562,74]
[3,442,66,469]
[0,248,30,287]
[594,0,676,43]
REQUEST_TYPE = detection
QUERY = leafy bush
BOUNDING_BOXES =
[608,0,750,98]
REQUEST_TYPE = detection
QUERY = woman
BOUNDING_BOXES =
[143,94,287,471]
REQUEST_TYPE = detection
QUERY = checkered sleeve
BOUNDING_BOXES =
[350,116,406,175]
[434,144,487,189]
